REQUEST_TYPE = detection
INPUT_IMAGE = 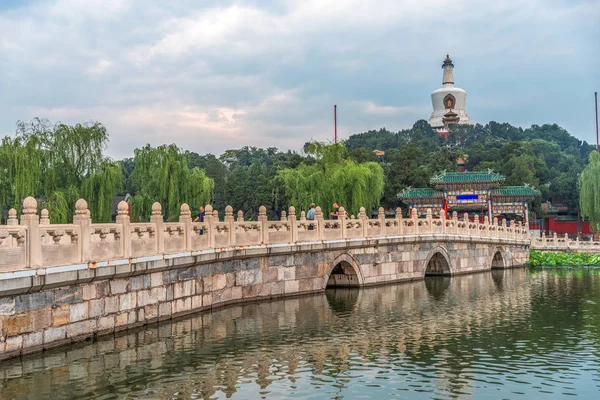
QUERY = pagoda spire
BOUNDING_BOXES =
[442,54,454,88]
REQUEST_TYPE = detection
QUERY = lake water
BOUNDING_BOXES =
[2,268,600,399]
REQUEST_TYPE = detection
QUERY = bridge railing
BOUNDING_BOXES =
[530,232,600,251]
[0,197,530,272]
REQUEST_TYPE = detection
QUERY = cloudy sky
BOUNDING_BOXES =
[1,0,598,159]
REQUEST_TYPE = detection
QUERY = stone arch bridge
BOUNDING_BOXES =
[0,198,529,359]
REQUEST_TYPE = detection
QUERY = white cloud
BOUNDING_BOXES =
[0,0,598,157]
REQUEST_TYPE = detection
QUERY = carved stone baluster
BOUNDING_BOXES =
[315,206,324,241]
[20,197,40,268]
[426,209,433,235]
[288,206,297,242]
[180,203,192,251]
[150,202,164,254]
[40,209,50,225]
[280,210,287,222]
[378,207,385,237]
[339,206,347,238]
[237,210,244,223]
[205,204,214,248]
[115,200,130,258]
[225,205,235,246]
[7,208,18,226]
[359,207,368,237]
[396,207,403,235]
[258,205,269,245]
[412,208,419,234]
[440,211,446,235]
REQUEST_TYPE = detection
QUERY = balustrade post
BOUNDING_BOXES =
[258,205,269,245]
[280,211,287,222]
[205,205,214,248]
[396,207,403,235]
[288,206,298,242]
[339,207,347,238]
[300,211,306,221]
[115,201,131,258]
[7,209,18,226]
[237,210,244,222]
[179,203,193,251]
[20,197,40,268]
[225,205,235,247]
[484,216,490,238]
[359,207,368,237]
[40,209,50,225]
[440,212,446,234]
[452,211,458,234]
[553,232,558,246]
[72,199,91,262]
[315,206,324,240]
[378,207,386,236]
[150,202,164,254]
[426,209,433,234]
[412,208,419,234]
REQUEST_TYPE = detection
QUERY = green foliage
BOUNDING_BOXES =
[81,162,124,223]
[529,251,600,267]
[579,151,600,232]
[278,142,385,216]
[0,119,122,223]
[129,144,214,221]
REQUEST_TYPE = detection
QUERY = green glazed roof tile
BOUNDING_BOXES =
[491,186,540,197]
[430,170,505,184]
[397,187,444,199]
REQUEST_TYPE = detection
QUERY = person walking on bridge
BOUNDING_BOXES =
[330,203,339,220]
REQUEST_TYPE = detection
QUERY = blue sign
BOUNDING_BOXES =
[456,194,479,201]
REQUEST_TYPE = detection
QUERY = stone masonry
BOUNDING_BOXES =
[0,197,530,360]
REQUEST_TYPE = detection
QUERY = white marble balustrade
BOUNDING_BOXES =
[0,197,532,272]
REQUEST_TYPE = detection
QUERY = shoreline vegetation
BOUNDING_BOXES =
[529,250,600,267]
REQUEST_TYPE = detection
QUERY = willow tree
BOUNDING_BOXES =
[0,119,121,223]
[579,151,600,232]
[81,162,124,222]
[0,135,43,214]
[278,142,385,216]
[129,144,214,221]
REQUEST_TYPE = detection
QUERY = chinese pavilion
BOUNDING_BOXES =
[398,171,539,223]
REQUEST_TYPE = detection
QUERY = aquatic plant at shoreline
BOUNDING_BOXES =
[529,250,600,267]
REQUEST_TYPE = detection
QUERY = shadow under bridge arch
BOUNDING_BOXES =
[424,247,453,276]
[325,253,364,288]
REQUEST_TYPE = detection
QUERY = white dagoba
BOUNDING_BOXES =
[428,55,474,129]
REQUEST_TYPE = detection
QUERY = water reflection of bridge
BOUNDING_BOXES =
[0,269,544,399]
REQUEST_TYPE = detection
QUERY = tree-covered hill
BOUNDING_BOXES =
[0,118,591,223]
[346,120,594,212]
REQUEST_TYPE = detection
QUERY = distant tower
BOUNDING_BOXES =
[428,55,473,130]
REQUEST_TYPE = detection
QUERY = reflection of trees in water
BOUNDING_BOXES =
[3,269,600,399]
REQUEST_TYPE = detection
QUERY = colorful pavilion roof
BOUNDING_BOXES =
[491,186,540,198]
[398,187,444,199]
[430,170,505,185]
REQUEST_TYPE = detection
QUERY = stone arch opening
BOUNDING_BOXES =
[491,251,505,269]
[325,254,363,288]
[327,261,360,287]
[425,252,451,276]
